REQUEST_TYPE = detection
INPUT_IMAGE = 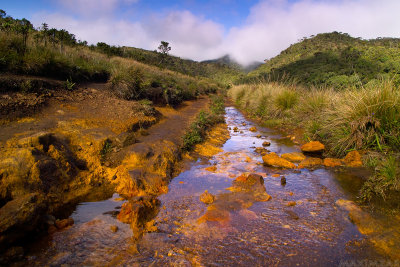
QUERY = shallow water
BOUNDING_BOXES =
[27,107,399,266]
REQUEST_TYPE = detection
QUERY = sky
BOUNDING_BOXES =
[2,0,400,65]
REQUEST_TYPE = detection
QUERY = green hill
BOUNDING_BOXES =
[245,32,400,88]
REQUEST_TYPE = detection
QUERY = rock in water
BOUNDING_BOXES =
[200,190,215,204]
[323,158,343,167]
[298,157,323,169]
[249,127,257,132]
[300,141,325,154]
[281,176,286,186]
[262,152,296,169]
[281,152,306,163]
[262,141,271,147]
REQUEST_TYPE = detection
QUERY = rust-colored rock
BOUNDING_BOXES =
[233,127,239,132]
[110,225,119,233]
[205,166,217,172]
[298,157,323,168]
[200,190,215,204]
[249,127,257,132]
[55,217,74,229]
[300,141,325,154]
[281,152,306,163]
[343,151,363,167]
[323,158,343,168]
[262,141,271,147]
[262,152,296,169]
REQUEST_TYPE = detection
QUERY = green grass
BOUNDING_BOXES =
[182,96,225,151]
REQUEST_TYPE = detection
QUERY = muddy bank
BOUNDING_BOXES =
[0,81,213,262]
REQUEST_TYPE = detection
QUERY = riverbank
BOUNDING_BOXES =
[0,80,224,263]
[228,81,400,204]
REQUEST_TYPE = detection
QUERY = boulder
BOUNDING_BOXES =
[262,152,296,169]
[200,190,215,204]
[298,157,323,169]
[281,152,306,163]
[300,141,325,154]
[343,151,363,167]
[323,158,343,168]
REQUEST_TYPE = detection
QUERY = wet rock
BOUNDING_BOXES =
[298,157,323,169]
[262,152,296,169]
[280,176,286,186]
[285,210,299,220]
[343,151,363,167]
[323,158,343,168]
[254,147,268,154]
[110,225,119,233]
[281,152,306,163]
[262,141,271,147]
[55,217,74,229]
[0,193,46,250]
[242,122,246,126]
[300,141,325,154]
[249,127,257,132]
[205,166,217,172]
[233,127,239,132]
[256,134,262,138]
[234,173,264,185]
[286,201,296,207]
[200,190,215,204]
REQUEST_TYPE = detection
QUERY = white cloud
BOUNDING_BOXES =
[32,0,400,65]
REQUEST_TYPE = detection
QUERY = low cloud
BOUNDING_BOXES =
[32,0,400,65]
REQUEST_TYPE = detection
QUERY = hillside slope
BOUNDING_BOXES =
[245,32,400,88]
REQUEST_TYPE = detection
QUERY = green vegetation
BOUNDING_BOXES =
[244,32,400,88]
[182,96,225,151]
[229,80,400,201]
[0,9,236,105]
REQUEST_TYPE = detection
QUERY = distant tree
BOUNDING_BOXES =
[14,18,33,54]
[157,41,171,66]
[158,41,171,55]
[41,22,49,46]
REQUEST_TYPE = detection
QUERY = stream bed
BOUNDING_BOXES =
[27,106,399,266]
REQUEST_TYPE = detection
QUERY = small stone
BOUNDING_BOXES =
[287,201,296,207]
[55,217,74,229]
[110,225,119,233]
[249,127,257,132]
[200,190,215,204]
[262,141,271,147]
[256,135,262,138]
[281,176,286,186]
[233,127,239,132]
[205,166,217,172]
[242,122,246,126]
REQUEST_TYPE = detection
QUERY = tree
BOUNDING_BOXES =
[0,9,6,19]
[157,41,171,66]
[158,41,171,55]
[41,23,49,46]
[14,18,33,54]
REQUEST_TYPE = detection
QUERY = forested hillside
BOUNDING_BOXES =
[245,32,400,88]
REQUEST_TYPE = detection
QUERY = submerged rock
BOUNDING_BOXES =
[200,190,215,204]
[280,176,287,186]
[300,141,325,154]
[262,152,296,169]
[343,151,363,167]
[281,152,306,163]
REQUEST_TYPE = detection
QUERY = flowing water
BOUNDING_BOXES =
[27,107,399,266]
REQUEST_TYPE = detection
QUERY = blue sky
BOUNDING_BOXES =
[2,0,400,64]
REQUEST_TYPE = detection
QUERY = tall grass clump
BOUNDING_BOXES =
[317,80,400,156]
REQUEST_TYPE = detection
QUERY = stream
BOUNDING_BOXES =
[27,106,398,266]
